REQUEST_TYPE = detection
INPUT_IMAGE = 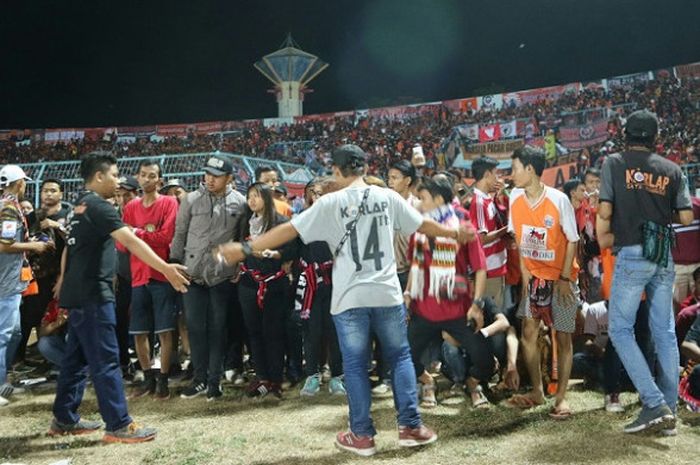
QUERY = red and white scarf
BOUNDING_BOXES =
[409,205,460,301]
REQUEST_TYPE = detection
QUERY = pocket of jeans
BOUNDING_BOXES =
[619,254,656,277]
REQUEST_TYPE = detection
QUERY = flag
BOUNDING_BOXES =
[500,120,517,139]
[457,124,479,141]
[479,124,501,143]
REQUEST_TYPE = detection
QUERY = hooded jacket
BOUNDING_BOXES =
[170,184,245,287]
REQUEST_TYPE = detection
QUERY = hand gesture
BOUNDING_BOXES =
[466,304,484,332]
[163,263,190,293]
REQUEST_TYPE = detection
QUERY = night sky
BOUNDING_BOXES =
[1,0,698,128]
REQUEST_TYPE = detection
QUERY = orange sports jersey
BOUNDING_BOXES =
[508,186,580,281]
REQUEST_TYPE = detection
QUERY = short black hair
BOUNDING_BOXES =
[563,178,583,200]
[389,160,417,186]
[80,151,117,182]
[137,158,163,178]
[693,266,700,282]
[40,178,63,191]
[254,165,277,181]
[418,177,454,204]
[471,156,499,181]
[511,146,546,177]
[583,167,601,181]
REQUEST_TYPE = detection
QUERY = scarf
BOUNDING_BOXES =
[409,205,460,301]
[240,263,286,310]
[294,258,333,320]
[249,214,264,240]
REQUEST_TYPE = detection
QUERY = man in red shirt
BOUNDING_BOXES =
[406,177,492,409]
[122,159,179,400]
[470,156,509,311]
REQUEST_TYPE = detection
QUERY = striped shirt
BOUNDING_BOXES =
[470,187,507,278]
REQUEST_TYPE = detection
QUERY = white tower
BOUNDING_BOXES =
[254,35,328,118]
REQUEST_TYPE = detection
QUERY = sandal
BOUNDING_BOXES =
[420,382,438,408]
[505,393,545,409]
[469,385,490,409]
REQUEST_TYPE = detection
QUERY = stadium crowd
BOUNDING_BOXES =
[0,107,699,453]
[1,76,698,179]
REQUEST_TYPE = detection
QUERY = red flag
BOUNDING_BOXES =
[479,124,501,143]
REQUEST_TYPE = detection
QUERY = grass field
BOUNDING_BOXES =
[1,380,699,465]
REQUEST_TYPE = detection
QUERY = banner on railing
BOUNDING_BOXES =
[607,72,652,89]
[675,62,700,79]
[477,94,503,111]
[559,118,609,149]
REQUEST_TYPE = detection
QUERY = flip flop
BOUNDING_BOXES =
[469,385,490,409]
[506,394,544,409]
[420,383,438,409]
[549,406,573,420]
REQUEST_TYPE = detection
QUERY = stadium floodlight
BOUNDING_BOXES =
[254,34,328,118]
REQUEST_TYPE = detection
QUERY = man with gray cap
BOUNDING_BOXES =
[0,165,54,406]
[597,110,694,434]
[170,153,245,400]
[218,144,475,456]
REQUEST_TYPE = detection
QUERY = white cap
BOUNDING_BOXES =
[0,165,32,187]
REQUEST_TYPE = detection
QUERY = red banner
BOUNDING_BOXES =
[515,83,581,105]
[156,124,190,137]
[675,62,700,79]
[118,125,156,137]
[442,97,478,113]
[479,124,501,143]
[192,121,223,135]
[559,119,609,149]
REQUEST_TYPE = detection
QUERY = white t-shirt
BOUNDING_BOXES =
[582,301,609,349]
[291,185,424,314]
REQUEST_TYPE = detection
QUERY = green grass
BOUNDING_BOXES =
[1,383,699,465]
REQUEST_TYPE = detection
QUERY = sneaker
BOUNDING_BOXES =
[0,383,15,398]
[0,395,9,407]
[266,382,283,399]
[321,366,332,383]
[11,363,35,374]
[133,369,145,383]
[398,424,438,447]
[623,404,676,434]
[154,374,170,400]
[300,374,321,397]
[371,381,392,397]
[180,381,207,399]
[48,418,103,436]
[129,374,156,399]
[246,380,270,398]
[207,384,223,402]
[605,393,624,413]
[225,370,235,382]
[328,376,346,396]
[103,422,157,444]
[334,431,376,457]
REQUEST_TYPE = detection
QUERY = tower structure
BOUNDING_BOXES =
[254,34,328,118]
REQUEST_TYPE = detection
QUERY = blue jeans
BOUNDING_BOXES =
[333,305,421,437]
[0,293,22,386]
[38,333,68,368]
[609,245,679,412]
[52,302,132,432]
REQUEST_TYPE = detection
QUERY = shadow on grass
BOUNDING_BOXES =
[0,432,103,460]
[248,445,430,465]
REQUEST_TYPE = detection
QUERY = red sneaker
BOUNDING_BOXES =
[334,431,376,456]
[398,424,438,447]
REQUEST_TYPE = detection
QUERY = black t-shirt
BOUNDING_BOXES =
[27,205,72,279]
[60,191,125,308]
[600,150,692,247]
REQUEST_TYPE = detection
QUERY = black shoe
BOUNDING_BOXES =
[207,384,223,402]
[180,381,207,399]
[154,373,170,400]
[129,372,156,399]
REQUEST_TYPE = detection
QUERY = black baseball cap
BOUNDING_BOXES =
[118,175,139,192]
[203,154,234,176]
[274,184,288,196]
[625,110,658,138]
[160,178,183,193]
[331,144,367,168]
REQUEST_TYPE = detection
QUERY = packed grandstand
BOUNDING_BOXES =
[2,61,699,203]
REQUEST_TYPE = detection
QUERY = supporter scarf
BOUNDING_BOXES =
[294,258,333,320]
[409,204,459,301]
[240,264,286,310]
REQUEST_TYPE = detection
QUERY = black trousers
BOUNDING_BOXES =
[239,283,287,384]
[18,276,55,362]
[408,314,494,382]
[302,285,342,377]
[224,283,247,372]
[114,274,132,368]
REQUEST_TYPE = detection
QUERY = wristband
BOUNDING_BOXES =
[480,328,489,338]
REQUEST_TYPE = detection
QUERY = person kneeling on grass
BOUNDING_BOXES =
[218,145,475,457]
[404,177,493,409]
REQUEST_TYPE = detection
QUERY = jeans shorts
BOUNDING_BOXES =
[129,280,177,335]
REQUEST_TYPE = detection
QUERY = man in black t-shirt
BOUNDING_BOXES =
[49,152,188,443]
[597,110,694,435]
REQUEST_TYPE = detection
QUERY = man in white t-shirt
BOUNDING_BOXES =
[219,144,474,457]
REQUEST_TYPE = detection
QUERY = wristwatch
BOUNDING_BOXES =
[241,241,253,258]
[472,297,486,310]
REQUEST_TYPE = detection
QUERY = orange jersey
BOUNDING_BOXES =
[509,186,580,281]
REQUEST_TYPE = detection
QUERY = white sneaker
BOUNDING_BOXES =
[133,370,145,383]
[371,382,392,397]
[605,393,624,413]
[225,370,235,382]
[0,395,9,407]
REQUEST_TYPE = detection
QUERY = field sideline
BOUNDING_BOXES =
[1,380,699,465]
